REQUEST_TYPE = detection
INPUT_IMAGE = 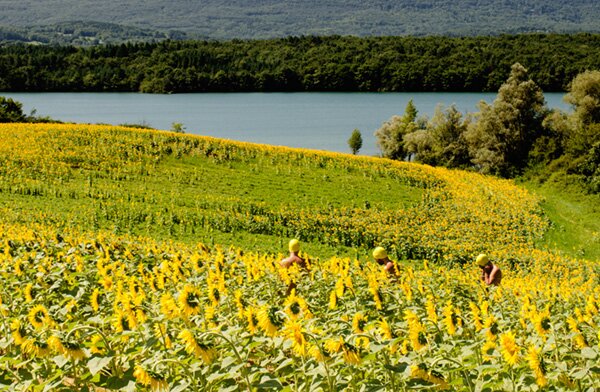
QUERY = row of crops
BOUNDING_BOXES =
[0,124,548,264]
[0,123,598,390]
[0,223,598,390]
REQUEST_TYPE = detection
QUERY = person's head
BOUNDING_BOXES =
[373,247,388,264]
[476,253,490,269]
[289,239,300,253]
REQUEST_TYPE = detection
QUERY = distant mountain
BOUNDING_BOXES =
[1,0,599,42]
[0,21,189,46]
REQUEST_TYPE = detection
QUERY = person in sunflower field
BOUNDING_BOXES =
[279,239,308,295]
[476,253,502,286]
[372,246,396,274]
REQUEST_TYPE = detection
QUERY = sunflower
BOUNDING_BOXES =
[283,320,308,356]
[204,305,217,328]
[426,296,438,324]
[405,310,427,351]
[90,289,101,312]
[526,345,548,387]
[410,364,449,390]
[113,310,132,333]
[368,284,383,310]
[178,329,217,363]
[342,342,361,365]
[154,324,172,349]
[352,313,368,334]
[378,318,393,340]
[324,337,344,355]
[329,291,337,310]
[11,319,27,345]
[208,285,221,306]
[499,331,520,366]
[257,306,284,337]
[21,338,51,357]
[90,334,105,355]
[533,310,551,340]
[352,313,370,348]
[481,339,496,363]
[178,285,202,318]
[308,345,327,362]
[234,290,246,319]
[567,316,587,348]
[160,293,179,319]
[335,278,345,298]
[28,304,51,329]
[469,302,483,332]
[483,315,499,341]
[443,302,457,336]
[244,307,259,334]
[133,365,169,391]
[62,341,87,361]
[284,290,311,320]
[24,283,34,303]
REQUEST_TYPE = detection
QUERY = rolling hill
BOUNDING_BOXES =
[0,122,599,390]
[0,0,599,42]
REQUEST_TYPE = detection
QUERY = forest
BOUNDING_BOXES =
[1,0,599,39]
[0,34,599,93]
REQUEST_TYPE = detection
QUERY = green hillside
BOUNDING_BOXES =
[2,122,598,261]
[0,0,599,42]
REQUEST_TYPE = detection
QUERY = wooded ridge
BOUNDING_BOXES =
[0,0,598,40]
[1,34,599,93]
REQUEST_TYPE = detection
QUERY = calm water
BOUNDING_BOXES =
[4,92,569,156]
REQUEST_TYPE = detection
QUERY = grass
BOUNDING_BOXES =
[522,178,600,261]
[0,147,421,260]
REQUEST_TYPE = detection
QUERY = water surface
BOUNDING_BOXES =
[5,92,569,156]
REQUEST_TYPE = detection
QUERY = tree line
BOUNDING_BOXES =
[375,65,600,193]
[0,34,599,93]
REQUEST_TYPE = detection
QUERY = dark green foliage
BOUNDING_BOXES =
[348,129,363,155]
[403,105,471,168]
[463,63,547,176]
[0,96,25,122]
[375,100,422,159]
[0,34,599,93]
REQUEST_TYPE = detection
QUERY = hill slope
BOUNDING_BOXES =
[1,0,599,40]
[0,122,563,263]
[0,122,599,391]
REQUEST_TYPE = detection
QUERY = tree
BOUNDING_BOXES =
[374,99,421,159]
[565,70,600,125]
[0,96,26,122]
[464,63,547,176]
[348,128,363,155]
[562,70,600,154]
[404,105,471,167]
[171,122,186,133]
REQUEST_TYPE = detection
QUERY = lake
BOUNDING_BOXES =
[4,92,569,156]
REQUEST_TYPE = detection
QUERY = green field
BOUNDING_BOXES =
[1,123,599,391]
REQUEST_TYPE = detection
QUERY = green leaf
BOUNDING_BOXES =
[170,382,191,392]
[384,362,408,373]
[257,376,283,389]
[220,356,237,369]
[275,358,293,372]
[581,347,598,359]
[52,355,69,369]
[87,356,113,376]
[571,369,588,379]
[369,343,386,353]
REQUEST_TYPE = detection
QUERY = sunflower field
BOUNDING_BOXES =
[0,123,598,391]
